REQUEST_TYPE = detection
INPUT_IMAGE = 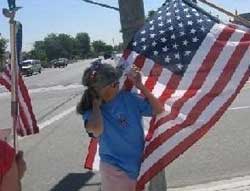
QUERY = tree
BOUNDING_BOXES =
[74,33,91,58]
[0,37,7,71]
[92,40,113,55]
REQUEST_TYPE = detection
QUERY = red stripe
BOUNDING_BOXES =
[18,75,39,134]
[18,105,32,135]
[144,63,163,92]
[17,118,25,137]
[0,77,11,91]
[136,70,250,190]
[84,138,98,170]
[122,49,131,60]
[144,30,250,159]
[157,26,236,128]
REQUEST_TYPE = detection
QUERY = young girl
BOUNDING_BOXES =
[77,60,164,191]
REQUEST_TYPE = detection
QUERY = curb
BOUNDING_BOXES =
[168,175,250,191]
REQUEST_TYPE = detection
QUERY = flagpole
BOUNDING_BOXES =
[10,18,19,151]
[198,0,250,28]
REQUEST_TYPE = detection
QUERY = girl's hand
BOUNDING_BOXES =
[127,66,144,89]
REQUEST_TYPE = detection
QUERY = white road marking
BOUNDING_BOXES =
[38,106,76,130]
[169,175,250,191]
[229,106,250,110]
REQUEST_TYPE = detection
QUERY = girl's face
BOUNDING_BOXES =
[99,81,120,102]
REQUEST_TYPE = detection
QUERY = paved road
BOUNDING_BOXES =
[1,60,250,190]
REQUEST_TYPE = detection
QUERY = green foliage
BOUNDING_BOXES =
[0,37,7,71]
[92,40,113,55]
[75,33,91,59]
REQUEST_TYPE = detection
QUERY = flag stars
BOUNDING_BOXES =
[161,38,167,43]
[178,22,184,28]
[190,28,196,34]
[175,53,180,59]
[186,14,191,18]
[183,40,188,46]
[142,45,147,50]
[149,20,154,25]
[187,20,193,25]
[159,30,165,34]
[185,51,191,56]
[167,19,172,23]
[201,26,205,32]
[173,43,178,49]
[150,33,156,38]
[162,46,169,52]
[152,41,157,47]
[171,34,176,39]
[198,19,203,23]
[150,26,155,31]
[132,42,137,47]
[158,16,162,20]
[158,22,164,27]
[169,26,174,31]
[141,30,146,34]
[180,31,185,36]
[141,38,146,42]
[154,51,159,56]
[192,37,199,42]
[165,56,171,63]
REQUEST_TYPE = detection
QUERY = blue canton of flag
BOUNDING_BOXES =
[128,0,217,75]
[16,22,22,67]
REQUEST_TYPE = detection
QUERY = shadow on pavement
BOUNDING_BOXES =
[50,171,100,191]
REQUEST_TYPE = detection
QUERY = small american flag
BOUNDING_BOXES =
[84,0,250,190]
[0,21,39,137]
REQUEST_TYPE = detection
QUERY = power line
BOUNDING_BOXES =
[81,0,119,11]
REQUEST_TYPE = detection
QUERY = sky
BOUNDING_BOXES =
[0,0,249,51]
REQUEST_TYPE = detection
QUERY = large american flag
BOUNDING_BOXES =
[0,22,39,137]
[84,0,250,190]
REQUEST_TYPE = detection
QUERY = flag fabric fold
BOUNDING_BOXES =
[84,0,250,190]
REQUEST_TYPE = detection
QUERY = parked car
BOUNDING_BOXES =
[21,59,42,76]
[54,58,68,68]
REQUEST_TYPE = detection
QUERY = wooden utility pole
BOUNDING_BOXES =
[118,0,145,47]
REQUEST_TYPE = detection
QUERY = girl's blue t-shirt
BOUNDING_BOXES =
[82,90,153,179]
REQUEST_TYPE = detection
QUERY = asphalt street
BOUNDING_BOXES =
[0,60,250,191]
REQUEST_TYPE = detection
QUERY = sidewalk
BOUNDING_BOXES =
[168,175,250,191]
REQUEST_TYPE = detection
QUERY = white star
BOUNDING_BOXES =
[133,41,137,46]
[154,51,159,56]
[177,16,181,20]
[195,13,200,17]
[187,20,193,25]
[181,3,185,6]
[158,10,162,14]
[169,26,174,31]
[143,45,147,50]
[175,53,180,59]
[171,34,176,39]
[207,19,212,22]
[165,56,171,63]
[186,14,191,18]
[190,28,196,34]
[158,22,164,27]
[175,9,180,13]
[149,20,154,25]
[159,30,165,34]
[150,33,156,38]
[177,63,183,70]
[192,37,199,42]
[166,12,171,16]
[201,26,205,32]
[158,16,162,20]
[174,3,178,7]
[184,8,189,12]
[192,8,196,12]
[178,22,183,28]
[183,40,188,46]
[150,26,154,31]
[141,30,146,34]
[180,31,185,36]
[173,43,178,49]
[185,51,191,56]
[167,19,172,23]
[141,38,146,42]
[162,46,168,52]
[198,19,203,23]
[152,41,157,47]
[161,38,167,43]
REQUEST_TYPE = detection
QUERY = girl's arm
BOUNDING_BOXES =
[127,69,164,115]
